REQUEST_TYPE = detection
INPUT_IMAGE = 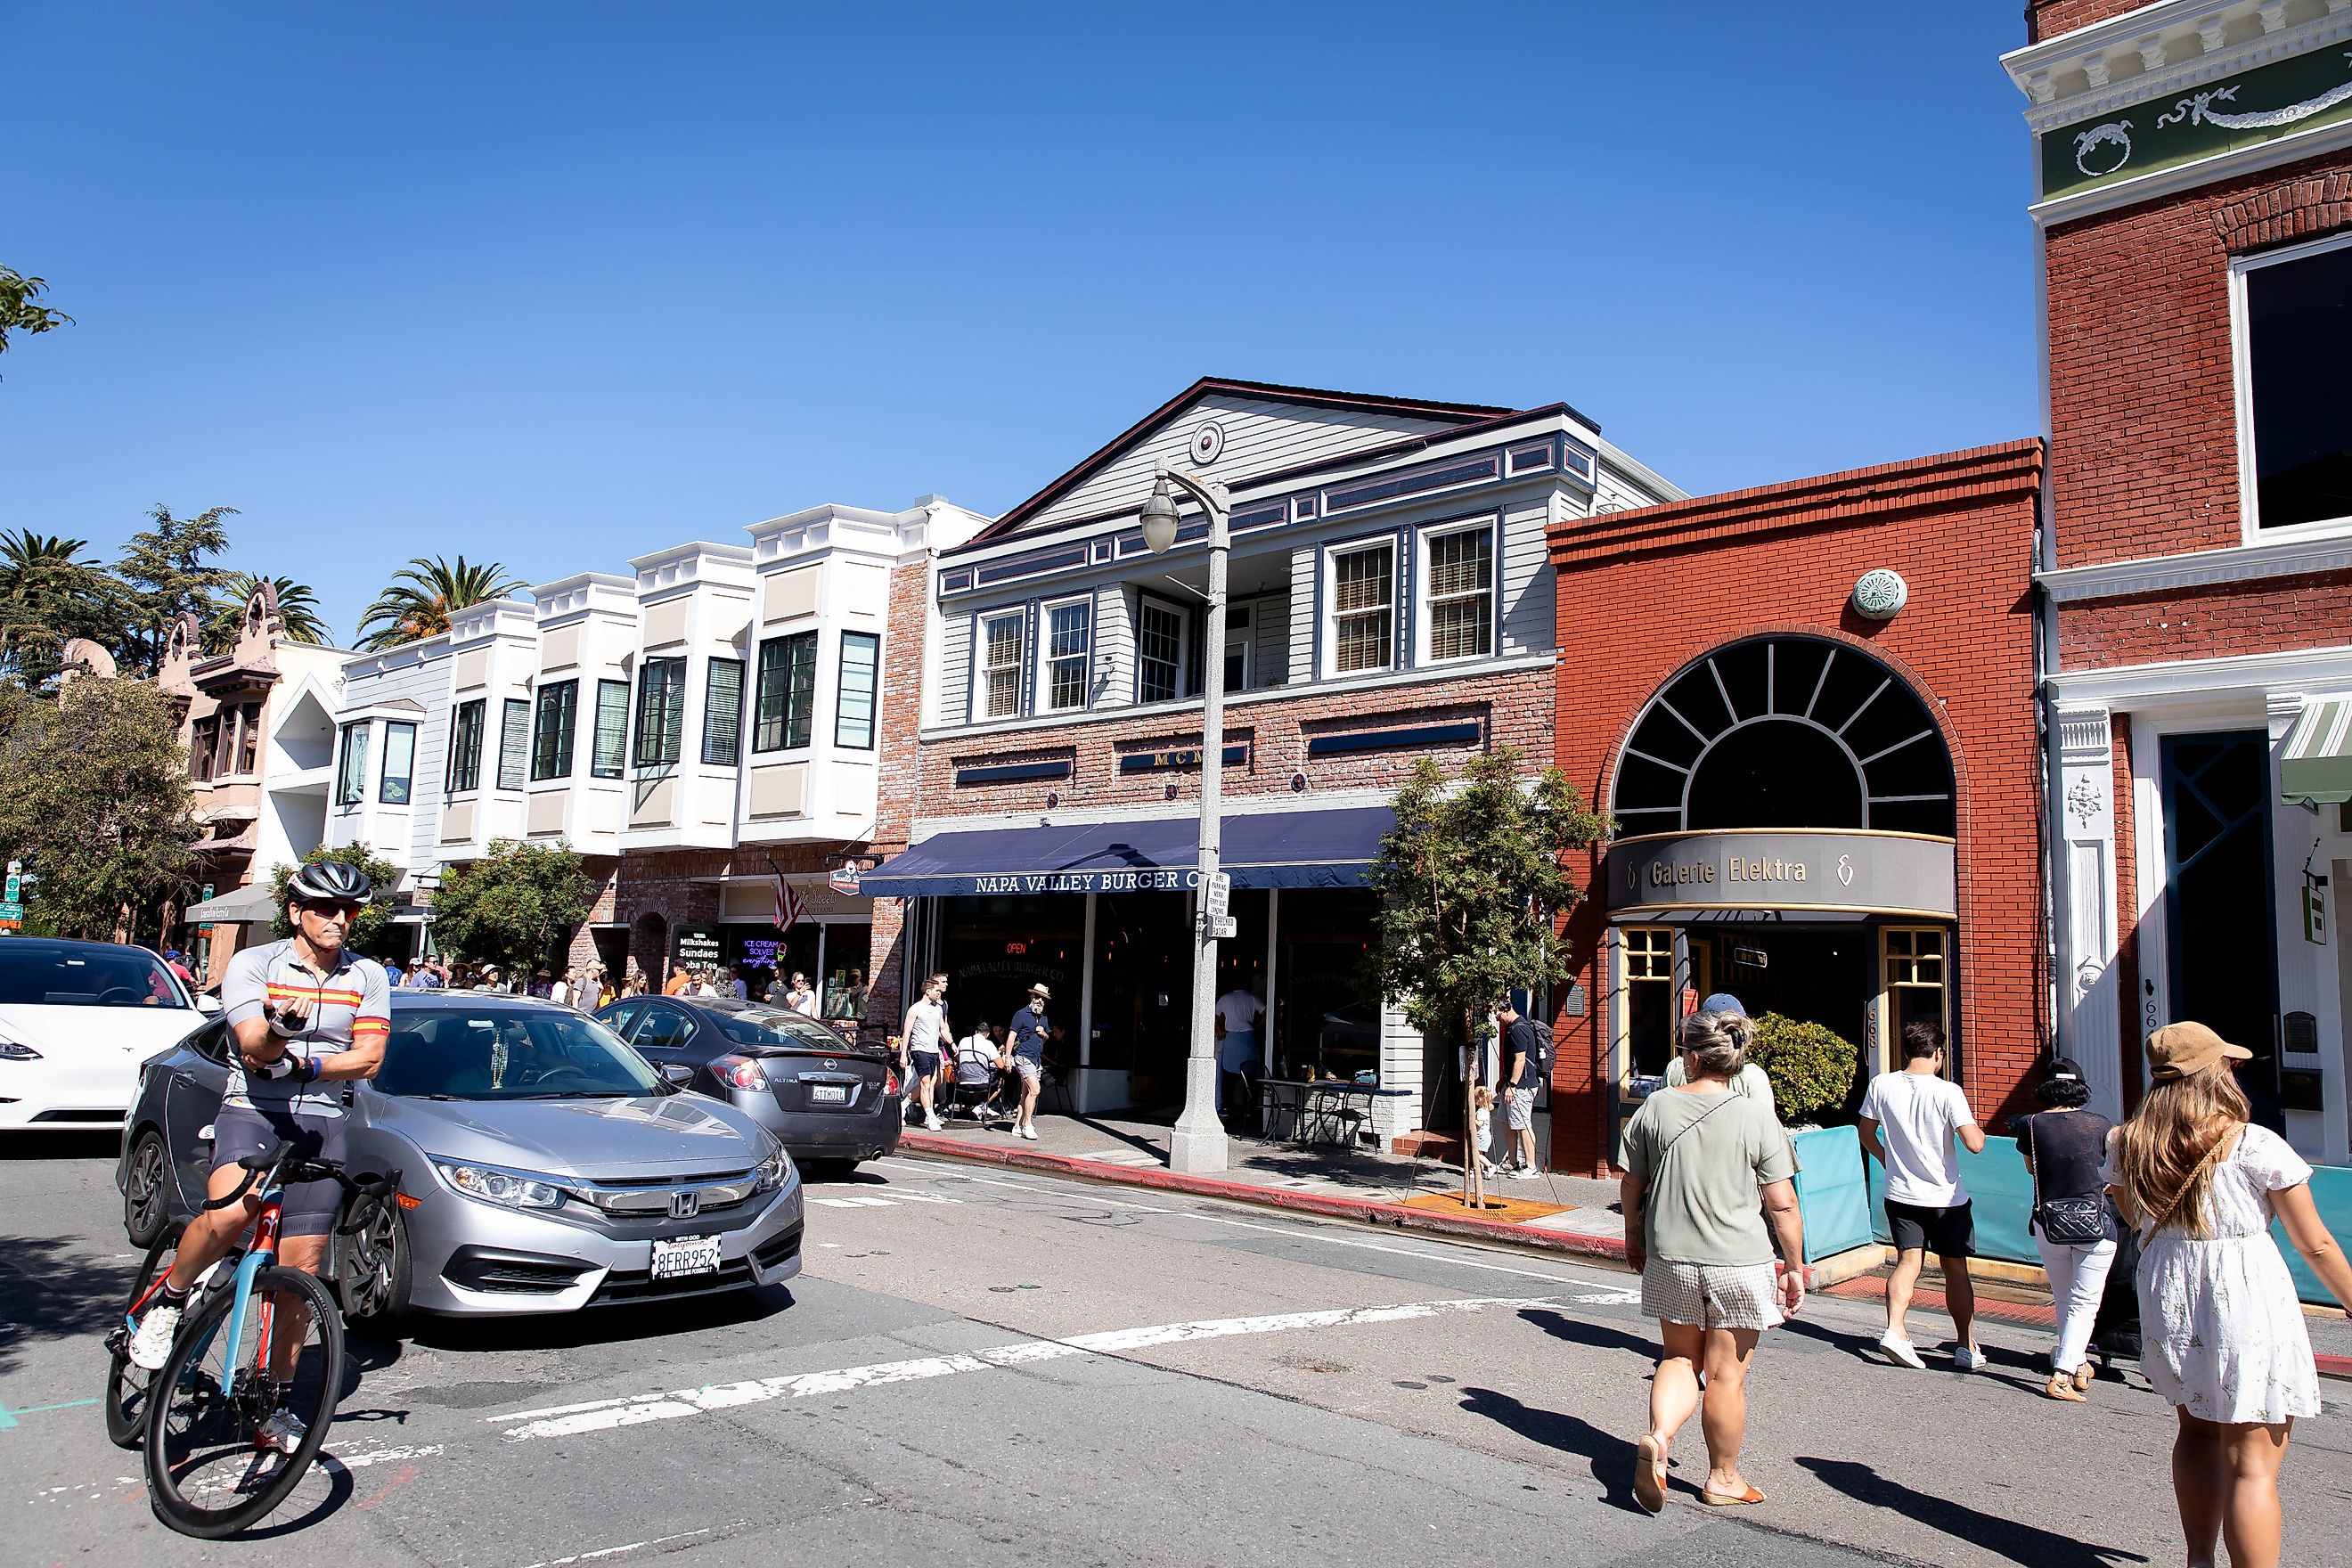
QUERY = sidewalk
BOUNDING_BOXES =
[897,1105,1630,1259]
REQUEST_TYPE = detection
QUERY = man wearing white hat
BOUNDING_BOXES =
[1004,984,1059,1141]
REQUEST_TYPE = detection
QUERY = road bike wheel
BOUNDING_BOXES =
[103,1230,181,1449]
[144,1265,345,1539]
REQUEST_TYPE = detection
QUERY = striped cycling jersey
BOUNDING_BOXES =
[219,937,390,1116]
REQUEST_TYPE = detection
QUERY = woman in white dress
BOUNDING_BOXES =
[2109,1022,2352,1568]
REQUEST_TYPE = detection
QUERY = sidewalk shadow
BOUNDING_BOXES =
[1518,1307,1658,1362]
[1457,1386,1654,1515]
[1793,1457,2147,1567]
[1775,1315,1883,1360]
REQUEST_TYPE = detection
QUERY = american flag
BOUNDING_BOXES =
[772,871,804,935]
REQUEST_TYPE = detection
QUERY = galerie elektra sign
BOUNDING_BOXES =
[1606,830,1956,919]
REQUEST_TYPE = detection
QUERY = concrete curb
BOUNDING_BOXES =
[895,1131,1632,1263]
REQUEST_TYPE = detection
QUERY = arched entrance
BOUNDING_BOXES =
[1605,636,1959,1109]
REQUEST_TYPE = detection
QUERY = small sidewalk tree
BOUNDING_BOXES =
[430,838,592,979]
[1365,747,1608,1207]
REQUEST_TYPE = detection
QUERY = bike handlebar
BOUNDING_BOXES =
[200,1140,401,1213]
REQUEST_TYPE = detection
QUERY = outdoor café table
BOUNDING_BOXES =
[1260,1080,1410,1147]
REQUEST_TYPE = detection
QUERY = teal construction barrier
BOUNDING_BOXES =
[1790,1126,1873,1263]
[1862,1134,2040,1268]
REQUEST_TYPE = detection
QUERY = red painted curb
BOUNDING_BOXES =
[895,1131,1631,1263]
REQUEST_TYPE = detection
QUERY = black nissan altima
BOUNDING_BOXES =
[594,995,900,1178]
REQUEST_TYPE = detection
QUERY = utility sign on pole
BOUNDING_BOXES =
[1203,871,1230,919]
[4,861,18,905]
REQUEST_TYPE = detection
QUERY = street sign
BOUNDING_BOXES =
[4,860,18,903]
[1203,871,1231,918]
[1207,914,1237,940]
[201,882,216,904]
[0,900,21,922]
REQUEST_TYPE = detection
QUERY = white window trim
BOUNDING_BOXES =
[1414,516,1498,668]
[2232,228,2352,547]
[1134,592,1191,706]
[1039,593,1093,714]
[1320,537,1398,681]
[977,608,1026,722]
[1223,628,1254,693]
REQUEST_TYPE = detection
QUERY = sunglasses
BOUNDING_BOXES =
[300,900,363,919]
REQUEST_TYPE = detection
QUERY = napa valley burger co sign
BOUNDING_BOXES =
[1606,830,1956,919]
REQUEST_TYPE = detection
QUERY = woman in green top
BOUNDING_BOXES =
[1621,1009,1806,1515]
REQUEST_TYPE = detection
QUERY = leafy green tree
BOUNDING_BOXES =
[0,266,72,368]
[268,842,402,953]
[0,679,197,938]
[1747,1012,1861,1125]
[1365,748,1608,1188]
[355,556,527,651]
[116,504,239,674]
[0,529,134,690]
[208,573,332,652]
[429,839,591,975]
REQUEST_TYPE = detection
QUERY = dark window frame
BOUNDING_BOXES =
[447,698,486,793]
[633,657,687,768]
[334,722,371,806]
[531,679,578,782]
[753,632,819,753]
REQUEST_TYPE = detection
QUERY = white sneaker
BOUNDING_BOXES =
[1510,1164,1543,1180]
[1018,1123,1039,1141]
[1878,1332,1927,1370]
[127,1300,183,1371]
[923,1113,944,1131]
[256,1406,306,1456]
[1953,1345,1986,1372]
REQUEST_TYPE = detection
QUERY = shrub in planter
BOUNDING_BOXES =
[1747,1011,1859,1126]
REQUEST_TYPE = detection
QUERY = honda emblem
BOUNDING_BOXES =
[667,1189,700,1220]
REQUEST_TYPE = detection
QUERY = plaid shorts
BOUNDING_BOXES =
[1639,1258,1784,1331]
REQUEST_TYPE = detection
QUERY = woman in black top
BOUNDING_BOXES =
[2017,1055,2117,1402]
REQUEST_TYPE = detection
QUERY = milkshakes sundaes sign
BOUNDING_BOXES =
[1606,830,1956,919]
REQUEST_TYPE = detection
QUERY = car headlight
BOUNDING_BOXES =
[435,1160,568,1209]
[755,1142,791,1193]
[0,1032,40,1061]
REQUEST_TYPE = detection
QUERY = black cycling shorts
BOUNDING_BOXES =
[211,1106,347,1239]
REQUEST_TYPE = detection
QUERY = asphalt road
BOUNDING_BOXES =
[4,1136,2348,1567]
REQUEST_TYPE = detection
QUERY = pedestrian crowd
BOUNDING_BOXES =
[1613,996,2352,1568]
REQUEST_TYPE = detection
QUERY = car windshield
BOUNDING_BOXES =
[376,1008,664,1099]
[706,1007,860,1050]
[0,944,188,1009]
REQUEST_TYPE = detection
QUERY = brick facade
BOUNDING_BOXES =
[1548,441,2047,1176]
[2058,569,2352,669]
[2026,0,2151,43]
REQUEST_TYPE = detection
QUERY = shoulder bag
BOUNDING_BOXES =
[2027,1115,2108,1245]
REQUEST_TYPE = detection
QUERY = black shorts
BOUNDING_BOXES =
[211,1106,347,1239]
[908,1048,941,1077]
[1886,1198,1975,1259]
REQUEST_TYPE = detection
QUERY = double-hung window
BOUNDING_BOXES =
[447,698,486,793]
[979,611,1025,720]
[1421,522,1494,663]
[497,698,530,790]
[753,633,817,752]
[1327,541,1395,676]
[702,657,744,765]
[590,680,629,779]
[531,680,577,781]
[1042,598,1091,712]
[1137,599,1185,705]
[380,721,416,804]
[836,632,880,748]
[633,657,687,768]
[2237,233,2352,533]
[334,723,370,806]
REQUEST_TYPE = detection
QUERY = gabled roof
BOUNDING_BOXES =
[960,377,1526,550]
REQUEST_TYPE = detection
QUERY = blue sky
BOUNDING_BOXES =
[6,3,2038,644]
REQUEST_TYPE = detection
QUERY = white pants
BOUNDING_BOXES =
[2034,1233,2117,1375]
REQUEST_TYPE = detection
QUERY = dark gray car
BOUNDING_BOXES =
[594,996,900,1177]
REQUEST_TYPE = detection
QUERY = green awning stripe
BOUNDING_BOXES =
[2281,697,2352,805]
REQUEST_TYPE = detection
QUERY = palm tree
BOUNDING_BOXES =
[355,556,527,651]
[0,527,91,584]
[0,529,126,688]
[205,573,332,651]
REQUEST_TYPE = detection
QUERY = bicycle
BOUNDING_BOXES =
[110,1141,395,1538]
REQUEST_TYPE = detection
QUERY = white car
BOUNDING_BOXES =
[0,937,208,1131]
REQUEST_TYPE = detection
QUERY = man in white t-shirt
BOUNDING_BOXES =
[1214,977,1264,1116]
[1858,1020,1988,1371]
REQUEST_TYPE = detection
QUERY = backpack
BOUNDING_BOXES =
[1528,1019,1553,1074]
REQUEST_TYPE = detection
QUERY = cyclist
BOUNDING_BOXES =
[126,861,389,1453]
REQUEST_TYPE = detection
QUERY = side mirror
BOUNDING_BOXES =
[195,994,223,1016]
[659,1062,696,1087]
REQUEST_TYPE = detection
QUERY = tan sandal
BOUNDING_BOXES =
[1634,1434,1666,1515]
[2072,1364,2095,1393]
[2043,1372,2087,1403]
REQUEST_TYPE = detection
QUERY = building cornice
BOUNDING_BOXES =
[2032,117,2352,225]
[2047,640,2352,706]
[2004,2,2352,127]
[908,785,1403,843]
[2038,531,2352,600]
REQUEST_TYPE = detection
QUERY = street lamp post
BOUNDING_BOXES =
[1139,464,1229,1173]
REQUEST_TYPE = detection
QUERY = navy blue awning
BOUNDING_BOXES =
[863,806,1395,898]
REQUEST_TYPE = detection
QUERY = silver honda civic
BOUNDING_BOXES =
[115,991,804,1321]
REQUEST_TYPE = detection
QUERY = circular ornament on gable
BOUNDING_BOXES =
[1189,421,1227,466]
[1850,568,1907,622]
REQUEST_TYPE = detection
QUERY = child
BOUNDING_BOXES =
[1473,1085,1502,1182]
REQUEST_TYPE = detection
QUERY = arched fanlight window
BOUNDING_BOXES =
[1610,635,1954,838]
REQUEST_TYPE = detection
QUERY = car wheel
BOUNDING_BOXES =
[799,1158,856,1183]
[123,1130,173,1249]
[338,1190,412,1329]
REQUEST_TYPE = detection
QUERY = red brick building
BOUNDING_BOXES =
[1547,444,2048,1176]
[2006,0,2352,1161]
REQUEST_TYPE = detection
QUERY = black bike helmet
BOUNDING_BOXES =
[287,860,374,907]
